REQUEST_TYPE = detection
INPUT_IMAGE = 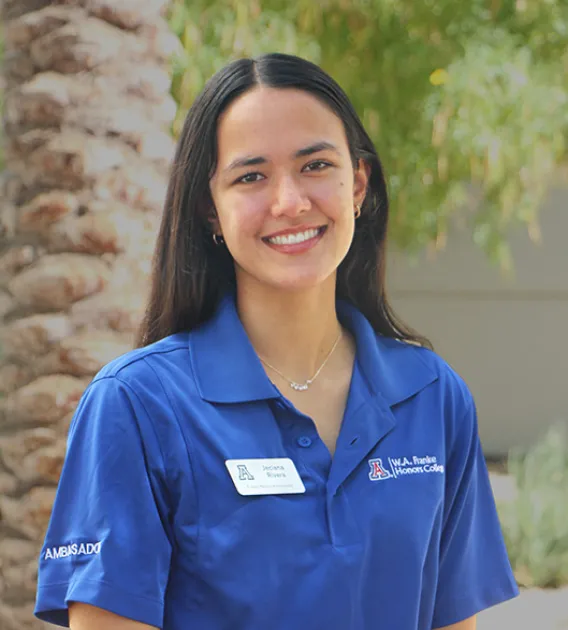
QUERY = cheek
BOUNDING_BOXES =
[310,179,352,218]
[219,194,266,239]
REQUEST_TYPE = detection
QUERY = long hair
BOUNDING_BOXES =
[136,53,431,349]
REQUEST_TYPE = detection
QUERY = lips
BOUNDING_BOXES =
[265,227,323,245]
[261,225,327,254]
[263,225,326,242]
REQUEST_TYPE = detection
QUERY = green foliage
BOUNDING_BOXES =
[167,0,568,265]
[168,1,320,130]
[498,424,568,588]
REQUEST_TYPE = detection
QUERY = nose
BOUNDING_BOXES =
[270,174,311,218]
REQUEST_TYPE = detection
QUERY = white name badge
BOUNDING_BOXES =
[225,458,306,496]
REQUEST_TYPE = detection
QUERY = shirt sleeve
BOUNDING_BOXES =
[432,397,519,628]
[34,376,172,628]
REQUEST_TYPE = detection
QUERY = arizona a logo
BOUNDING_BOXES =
[237,464,255,481]
[368,458,393,481]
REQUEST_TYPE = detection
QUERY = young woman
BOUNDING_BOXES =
[35,53,518,630]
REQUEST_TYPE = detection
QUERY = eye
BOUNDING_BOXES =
[303,160,332,172]
[235,172,265,184]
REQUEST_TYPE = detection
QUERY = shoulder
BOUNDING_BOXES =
[372,335,477,455]
[341,302,472,415]
[71,333,197,469]
[71,332,189,419]
[94,332,190,379]
[393,338,471,401]
[374,338,480,470]
[91,332,194,392]
[77,332,197,439]
[373,335,473,413]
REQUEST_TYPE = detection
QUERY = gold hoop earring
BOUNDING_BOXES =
[354,204,361,219]
[213,233,224,246]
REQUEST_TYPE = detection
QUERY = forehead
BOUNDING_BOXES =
[215,87,348,160]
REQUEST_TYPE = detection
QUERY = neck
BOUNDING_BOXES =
[236,276,342,383]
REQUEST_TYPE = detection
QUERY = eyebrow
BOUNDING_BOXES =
[223,141,340,173]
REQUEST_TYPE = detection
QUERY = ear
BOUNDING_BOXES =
[206,207,222,237]
[353,158,371,208]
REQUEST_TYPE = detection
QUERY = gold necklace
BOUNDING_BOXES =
[258,330,342,392]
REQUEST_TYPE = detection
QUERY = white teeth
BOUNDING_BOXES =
[267,228,320,245]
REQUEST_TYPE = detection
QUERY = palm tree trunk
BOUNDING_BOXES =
[0,1,177,626]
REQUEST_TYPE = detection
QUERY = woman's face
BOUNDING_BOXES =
[209,87,369,294]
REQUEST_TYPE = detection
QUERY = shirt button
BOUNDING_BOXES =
[297,436,312,448]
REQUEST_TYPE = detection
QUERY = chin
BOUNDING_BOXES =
[260,269,335,292]
[235,259,338,294]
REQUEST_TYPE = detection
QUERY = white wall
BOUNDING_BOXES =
[387,186,567,456]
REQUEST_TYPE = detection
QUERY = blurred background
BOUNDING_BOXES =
[0,0,567,628]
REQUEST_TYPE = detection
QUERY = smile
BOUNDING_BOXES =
[265,227,325,246]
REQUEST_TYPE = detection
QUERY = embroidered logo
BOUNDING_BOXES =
[368,455,444,481]
[368,458,393,481]
[44,541,101,560]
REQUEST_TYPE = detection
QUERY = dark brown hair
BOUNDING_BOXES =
[136,53,431,349]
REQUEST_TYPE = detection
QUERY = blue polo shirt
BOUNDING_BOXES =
[35,294,518,629]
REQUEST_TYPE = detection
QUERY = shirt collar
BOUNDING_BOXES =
[336,301,438,407]
[188,293,437,406]
[188,293,279,403]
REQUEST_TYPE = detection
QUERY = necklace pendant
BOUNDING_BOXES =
[290,382,309,391]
